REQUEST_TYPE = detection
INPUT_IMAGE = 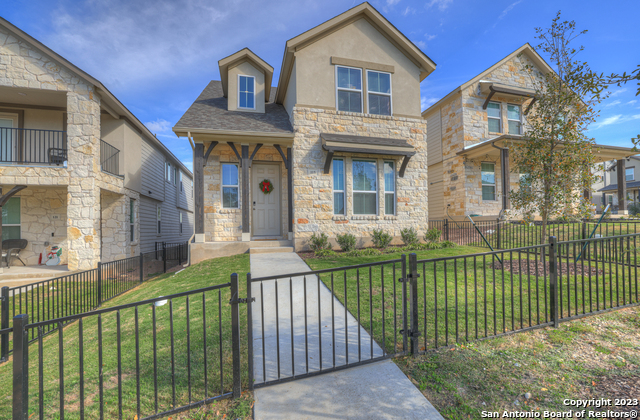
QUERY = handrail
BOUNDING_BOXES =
[0,127,67,165]
[100,139,120,175]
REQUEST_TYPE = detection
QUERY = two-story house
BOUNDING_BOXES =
[592,156,640,213]
[174,2,435,260]
[422,44,635,221]
[0,17,194,271]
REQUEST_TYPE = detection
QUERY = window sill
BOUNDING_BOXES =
[220,208,241,213]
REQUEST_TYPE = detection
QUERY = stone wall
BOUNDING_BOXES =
[203,144,289,241]
[291,107,428,250]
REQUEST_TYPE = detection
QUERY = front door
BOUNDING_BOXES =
[252,163,280,237]
[0,113,18,162]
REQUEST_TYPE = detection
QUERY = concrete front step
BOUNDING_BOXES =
[250,247,294,255]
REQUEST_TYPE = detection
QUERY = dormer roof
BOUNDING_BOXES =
[218,48,274,101]
[274,1,437,104]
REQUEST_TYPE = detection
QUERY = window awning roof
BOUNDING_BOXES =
[320,133,416,177]
[479,81,537,111]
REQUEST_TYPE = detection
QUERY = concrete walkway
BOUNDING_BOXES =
[250,253,443,420]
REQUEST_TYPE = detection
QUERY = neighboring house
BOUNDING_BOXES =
[0,17,194,271]
[422,44,635,220]
[593,156,640,213]
[174,2,435,259]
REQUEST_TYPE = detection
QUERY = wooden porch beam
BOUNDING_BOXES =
[323,151,334,174]
[241,145,250,239]
[482,89,497,110]
[273,144,289,170]
[398,154,414,178]
[249,144,263,167]
[203,141,218,165]
[194,144,205,234]
[228,142,242,166]
[287,147,294,236]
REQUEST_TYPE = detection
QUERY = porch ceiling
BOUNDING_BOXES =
[0,86,67,109]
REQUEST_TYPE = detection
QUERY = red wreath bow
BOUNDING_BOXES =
[259,179,273,194]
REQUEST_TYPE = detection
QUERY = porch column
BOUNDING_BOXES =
[241,145,250,242]
[501,148,510,210]
[194,143,205,242]
[287,147,293,240]
[617,159,627,214]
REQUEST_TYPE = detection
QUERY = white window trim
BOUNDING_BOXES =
[352,159,378,215]
[384,160,396,215]
[332,158,345,215]
[487,101,501,133]
[626,167,634,182]
[481,161,497,201]
[179,212,183,235]
[366,70,393,116]
[156,205,162,236]
[166,162,171,183]
[507,103,522,135]
[222,163,240,209]
[335,65,363,113]
[237,74,256,110]
[179,171,183,191]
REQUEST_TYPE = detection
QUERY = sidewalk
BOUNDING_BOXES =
[250,252,443,420]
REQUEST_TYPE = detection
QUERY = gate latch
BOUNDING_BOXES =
[398,273,420,283]
[400,329,422,338]
[230,297,256,305]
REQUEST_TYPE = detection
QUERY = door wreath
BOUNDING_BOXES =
[259,179,274,194]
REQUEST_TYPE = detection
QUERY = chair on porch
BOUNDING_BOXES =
[2,239,28,268]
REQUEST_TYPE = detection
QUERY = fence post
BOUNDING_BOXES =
[246,273,254,390]
[163,242,167,274]
[408,253,420,356]
[444,219,449,242]
[139,252,144,283]
[582,219,587,240]
[549,236,559,328]
[1,287,8,362]
[12,314,29,420]
[401,254,408,353]
[97,262,103,307]
[496,218,501,249]
[178,244,182,266]
[230,273,242,398]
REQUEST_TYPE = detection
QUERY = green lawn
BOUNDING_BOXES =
[0,255,252,420]
[304,245,640,353]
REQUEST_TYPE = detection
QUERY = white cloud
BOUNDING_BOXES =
[424,33,437,41]
[609,88,628,97]
[594,113,640,129]
[425,0,453,11]
[414,40,426,49]
[182,161,193,172]
[498,0,523,20]
[627,100,638,105]
[145,119,172,133]
[604,100,622,108]
[421,97,439,110]
[387,0,402,5]
[402,6,416,16]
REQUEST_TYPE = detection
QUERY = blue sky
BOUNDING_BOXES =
[2,0,639,173]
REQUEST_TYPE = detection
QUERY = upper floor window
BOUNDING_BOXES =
[367,71,392,116]
[353,160,377,215]
[174,167,177,186]
[481,162,496,201]
[238,75,255,110]
[626,167,634,182]
[222,163,239,208]
[165,162,171,182]
[507,104,521,135]
[336,66,362,113]
[487,102,501,133]
[333,158,345,215]
[179,171,183,191]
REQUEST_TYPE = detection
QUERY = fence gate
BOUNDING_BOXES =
[246,254,421,389]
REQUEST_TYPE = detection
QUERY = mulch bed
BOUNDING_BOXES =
[492,259,604,276]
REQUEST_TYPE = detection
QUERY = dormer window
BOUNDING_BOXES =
[336,66,362,113]
[367,70,392,116]
[238,75,255,110]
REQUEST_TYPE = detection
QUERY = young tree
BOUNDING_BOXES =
[509,12,608,244]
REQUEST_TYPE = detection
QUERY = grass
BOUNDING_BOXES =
[0,254,253,420]
[396,306,640,420]
[304,244,640,353]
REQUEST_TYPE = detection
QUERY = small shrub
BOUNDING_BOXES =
[371,228,392,248]
[400,227,419,246]
[440,240,456,248]
[309,232,331,252]
[336,232,357,252]
[424,241,441,250]
[424,228,441,243]
[315,248,337,258]
[629,202,640,216]
[345,248,382,257]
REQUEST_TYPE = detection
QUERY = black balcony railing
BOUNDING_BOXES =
[0,127,67,165]
[100,139,120,176]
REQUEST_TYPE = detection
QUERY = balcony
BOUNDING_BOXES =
[100,139,120,176]
[0,127,67,166]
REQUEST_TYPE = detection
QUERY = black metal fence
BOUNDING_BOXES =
[0,127,67,165]
[0,243,189,362]
[100,139,120,176]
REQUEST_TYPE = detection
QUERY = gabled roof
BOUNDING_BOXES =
[218,48,274,100]
[274,1,437,104]
[172,81,293,137]
[422,43,553,117]
[0,16,192,177]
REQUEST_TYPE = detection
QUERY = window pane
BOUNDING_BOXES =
[353,161,376,191]
[337,67,350,88]
[130,199,134,223]
[239,92,247,108]
[481,163,495,185]
[239,76,246,92]
[487,102,500,118]
[385,193,394,215]
[223,187,239,208]
[384,162,394,192]
[334,192,344,215]
[508,120,521,135]
[369,94,391,115]
[507,104,520,120]
[247,92,254,108]
[2,197,20,225]
[354,193,376,215]
[333,159,344,190]
[338,90,362,112]
[349,68,361,90]
[246,77,254,93]
[482,185,495,201]
[488,118,500,133]
[368,71,390,94]
[2,226,20,241]
[626,168,634,181]
[222,164,238,186]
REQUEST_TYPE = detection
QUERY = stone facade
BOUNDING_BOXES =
[291,107,428,250]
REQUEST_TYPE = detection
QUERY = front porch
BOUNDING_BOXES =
[0,264,73,289]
